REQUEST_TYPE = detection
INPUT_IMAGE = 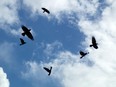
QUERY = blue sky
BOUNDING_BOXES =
[1,0,116,87]
[0,1,83,87]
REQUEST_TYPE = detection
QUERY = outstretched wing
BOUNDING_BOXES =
[21,25,29,32]
[43,67,50,72]
[42,8,50,14]
[20,38,25,43]
[92,36,96,44]
[26,31,34,40]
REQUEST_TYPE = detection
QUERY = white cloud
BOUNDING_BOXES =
[0,67,10,87]
[22,0,116,87]
[0,0,21,37]
[0,0,19,26]
[43,41,63,57]
[78,0,116,73]
[51,51,116,87]
[22,61,62,87]
[10,28,22,36]
[22,61,44,79]
[23,0,99,20]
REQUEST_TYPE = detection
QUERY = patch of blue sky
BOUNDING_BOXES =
[11,7,85,87]
[17,8,84,62]
[0,7,84,87]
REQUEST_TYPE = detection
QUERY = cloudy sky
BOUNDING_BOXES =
[0,0,116,87]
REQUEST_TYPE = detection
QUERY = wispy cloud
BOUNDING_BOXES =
[31,41,63,61]
[22,61,62,87]
[0,0,21,37]
[43,41,63,57]
[23,0,99,20]
[0,0,19,26]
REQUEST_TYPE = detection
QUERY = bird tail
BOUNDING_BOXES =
[22,32,25,36]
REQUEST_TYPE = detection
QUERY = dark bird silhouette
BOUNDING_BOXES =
[43,66,52,76]
[90,36,98,49]
[42,7,50,14]
[21,25,34,40]
[80,51,89,59]
[20,38,26,45]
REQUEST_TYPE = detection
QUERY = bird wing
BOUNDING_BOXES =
[21,25,29,32]
[92,36,96,44]
[26,31,34,40]
[20,38,25,43]
[43,67,50,72]
[42,8,50,14]
[46,10,50,14]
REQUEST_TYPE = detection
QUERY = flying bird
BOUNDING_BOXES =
[42,7,50,14]
[90,36,98,49]
[20,38,26,45]
[21,25,34,40]
[80,51,89,59]
[43,66,52,76]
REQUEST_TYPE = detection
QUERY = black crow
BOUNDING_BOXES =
[90,36,98,49]
[21,25,34,40]
[43,66,52,76]
[42,7,50,14]
[80,51,89,59]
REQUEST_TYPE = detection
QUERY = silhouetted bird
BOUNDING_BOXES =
[42,7,50,14]
[21,25,34,40]
[80,51,89,59]
[20,38,26,45]
[43,66,52,76]
[90,36,98,49]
